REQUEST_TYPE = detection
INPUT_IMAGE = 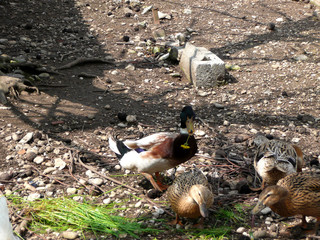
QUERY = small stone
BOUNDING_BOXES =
[12,133,21,141]
[54,158,66,170]
[38,73,50,79]
[236,227,246,233]
[122,36,130,42]
[61,231,78,239]
[19,132,33,144]
[33,156,44,164]
[183,8,192,14]
[67,188,77,195]
[88,178,104,186]
[253,230,267,239]
[261,206,272,215]
[43,167,56,174]
[197,90,210,97]
[135,201,142,208]
[195,130,206,137]
[104,104,111,110]
[25,151,37,161]
[125,63,135,70]
[114,165,121,170]
[117,112,127,121]
[103,198,111,204]
[5,136,12,142]
[294,54,308,61]
[111,70,118,75]
[27,192,41,201]
[126,115,137,123]
[141,5,152,15]
[213,102,224,109]
[223,120,230,126]
[267,22,275,30]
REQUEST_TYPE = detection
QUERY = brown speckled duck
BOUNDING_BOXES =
[167,167,214,226]
[109,106,197,192]
[252,135,304,191]
[252,172,320,233]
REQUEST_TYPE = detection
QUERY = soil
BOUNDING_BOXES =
[0,0,319,239]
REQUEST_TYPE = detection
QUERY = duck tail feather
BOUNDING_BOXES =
[109,137,131,159]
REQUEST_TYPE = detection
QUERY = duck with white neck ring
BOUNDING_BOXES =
[109,106,197,192]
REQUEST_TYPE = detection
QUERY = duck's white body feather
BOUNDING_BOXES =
[109,132,178,174]
[0,196,18,240]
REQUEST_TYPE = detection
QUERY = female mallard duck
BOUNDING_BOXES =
[109,106,197,192]
[167,167,214,226]
[252,172,320,233]
[252,135,304,191]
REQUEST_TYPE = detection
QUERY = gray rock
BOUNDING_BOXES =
[261,206,272,215]
[294,54,308,61]
[253,229,267,239]
[25,151,37,161]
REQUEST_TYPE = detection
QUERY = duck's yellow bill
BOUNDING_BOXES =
[186,117,195,135]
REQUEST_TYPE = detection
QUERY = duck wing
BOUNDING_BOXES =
[124,132,178,150]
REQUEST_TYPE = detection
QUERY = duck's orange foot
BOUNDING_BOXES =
[168,215,183,226]
[141,172,164,192]
[192,218,205,229]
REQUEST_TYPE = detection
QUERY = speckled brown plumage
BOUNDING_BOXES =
[167,168,214,225]
[253,137,304,190]
[252,172,320,232]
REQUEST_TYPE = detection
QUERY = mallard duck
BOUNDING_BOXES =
[252,172,320,233]
[0,196,18,240]
[252,135,304,191]
[109,106,197,192]
[167,167,214,226]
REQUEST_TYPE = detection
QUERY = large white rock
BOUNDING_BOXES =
[179,42,225,88]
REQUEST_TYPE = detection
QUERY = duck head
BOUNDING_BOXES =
[180,106,196,135]
[189,184,214,218]
[252,185,288,214]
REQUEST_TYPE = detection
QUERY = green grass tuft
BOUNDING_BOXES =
[7,195,160,238]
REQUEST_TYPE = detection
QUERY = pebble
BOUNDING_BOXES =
[54,158,66,170]
[126,115,137,123]
[19,132,33,144]
[12,133,21,141]
[125,63,135,71]
[61,231,78,239]
[261,206,272,215]
[135,201,142,208]
[195,130,206,137]
[103,198,111,205]
[25,151,37,161]
[85,170,97,178]
[88,178,103,186]
[253,229,267,239]
[33,156,44,164]
[236,227,246,233]
[104,104,111,110]
[39,73,50,79]
[67,188,77,195]
[213,102,224,109]
[27,192,41,201]
[43,167,56,174]
[114,165,121,170]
